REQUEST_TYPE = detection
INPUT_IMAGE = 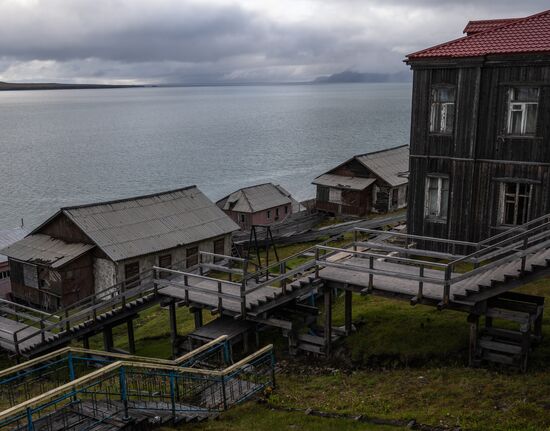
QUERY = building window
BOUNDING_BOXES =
[285,205,289,214]
[429,87,455,134]
[275,208,280,220]
[329,188,342,204]
[267,210,272,220]
[499,182,532,226]
[425,176,449,221]
[507,87,539,135]
[124,262,140,288]
[240,214,245,223]
[186,246,199,268]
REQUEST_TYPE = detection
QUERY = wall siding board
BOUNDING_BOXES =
[408,59,550,250]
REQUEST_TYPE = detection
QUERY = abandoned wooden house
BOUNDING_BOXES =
[312,145,409,217]
[0,186,239,310]
[0,227,27,299]
[216,183,301,230]
[405,10,550,248]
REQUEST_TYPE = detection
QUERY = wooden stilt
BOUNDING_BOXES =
[127,319,136,355]
[82,335,90,350]
[324,286,332,357]
[103,326,114,352]
[191,307,203,329]
[344,289,352,335]
[169,301,178,358]
[243,331,249,354]
[467,314,479,367]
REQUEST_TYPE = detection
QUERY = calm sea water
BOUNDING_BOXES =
[0,83,411,229]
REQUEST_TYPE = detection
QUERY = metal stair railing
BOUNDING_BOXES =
[0,336,230,410]
[0,344,275,431]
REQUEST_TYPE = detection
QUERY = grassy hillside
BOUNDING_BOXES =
[2,238,550,430]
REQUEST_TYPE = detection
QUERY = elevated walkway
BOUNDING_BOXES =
[2,214,550,370]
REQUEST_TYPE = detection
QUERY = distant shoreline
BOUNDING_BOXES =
[0,82,148,91]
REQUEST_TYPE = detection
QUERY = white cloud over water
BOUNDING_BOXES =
[0,0,547,84]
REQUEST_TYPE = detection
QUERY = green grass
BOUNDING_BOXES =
[161,404,401,431]
[3,237,550,430]
[180,273,550,431]
[85,303,214,359]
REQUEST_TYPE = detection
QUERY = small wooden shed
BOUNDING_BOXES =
[313,145,409,217]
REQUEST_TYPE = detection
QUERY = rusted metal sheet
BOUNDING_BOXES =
[0,234,94,268]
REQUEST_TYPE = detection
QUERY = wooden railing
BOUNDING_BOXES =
[315,216,550,307]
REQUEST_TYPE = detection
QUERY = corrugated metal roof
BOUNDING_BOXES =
[217,183,293,213]
[58,186,239,262]
[355,145,409,187]
[0,234,94,268]
[0,228,28,263]
[312,174,376,190]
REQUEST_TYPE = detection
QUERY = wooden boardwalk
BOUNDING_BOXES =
[320,245,550,307]
[0,316,53,353]
[157,276,282,314]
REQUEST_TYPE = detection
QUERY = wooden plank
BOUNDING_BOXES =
[479,339,522,355]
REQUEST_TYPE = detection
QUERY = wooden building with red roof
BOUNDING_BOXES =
[405,9,550,249]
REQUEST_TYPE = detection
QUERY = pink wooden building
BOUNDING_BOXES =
[216,183,299,230]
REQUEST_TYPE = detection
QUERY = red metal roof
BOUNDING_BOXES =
[463,18,520,35]
[407,9,550,60]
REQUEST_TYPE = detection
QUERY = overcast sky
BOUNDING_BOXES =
[0,0,547,84]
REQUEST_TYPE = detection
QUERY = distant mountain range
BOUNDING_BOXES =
[0,82,144,91]
[313,70,411,84]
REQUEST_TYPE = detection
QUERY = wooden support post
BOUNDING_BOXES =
[324,286,332,357]
[344,289,352,335]
[418,265,424,302]
[169,300,178,358]
[192,307,203,329]
[368,257,374,292]
[241,262,248,319]
[467,314,479,367]
[103,326,114,352]
[82,335,90,350]
[217,281,223,315]
[127,319,136,355]
[280,261,287,294]
[184,275,189,305]
[534,308,543,340]
[315,247,320,279]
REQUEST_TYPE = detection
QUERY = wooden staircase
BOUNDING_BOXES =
[470,292,544,371]
[452,247,550,306]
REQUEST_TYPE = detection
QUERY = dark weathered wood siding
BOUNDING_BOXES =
[407,56,550,247]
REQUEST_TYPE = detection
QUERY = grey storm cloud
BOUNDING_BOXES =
[0,0,547,84]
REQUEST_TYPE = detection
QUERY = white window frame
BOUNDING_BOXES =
[506,87,539,135]
[424,176,449,221]
[329,188,342,204]
[498,182,532,226]
[429,87,455,134]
